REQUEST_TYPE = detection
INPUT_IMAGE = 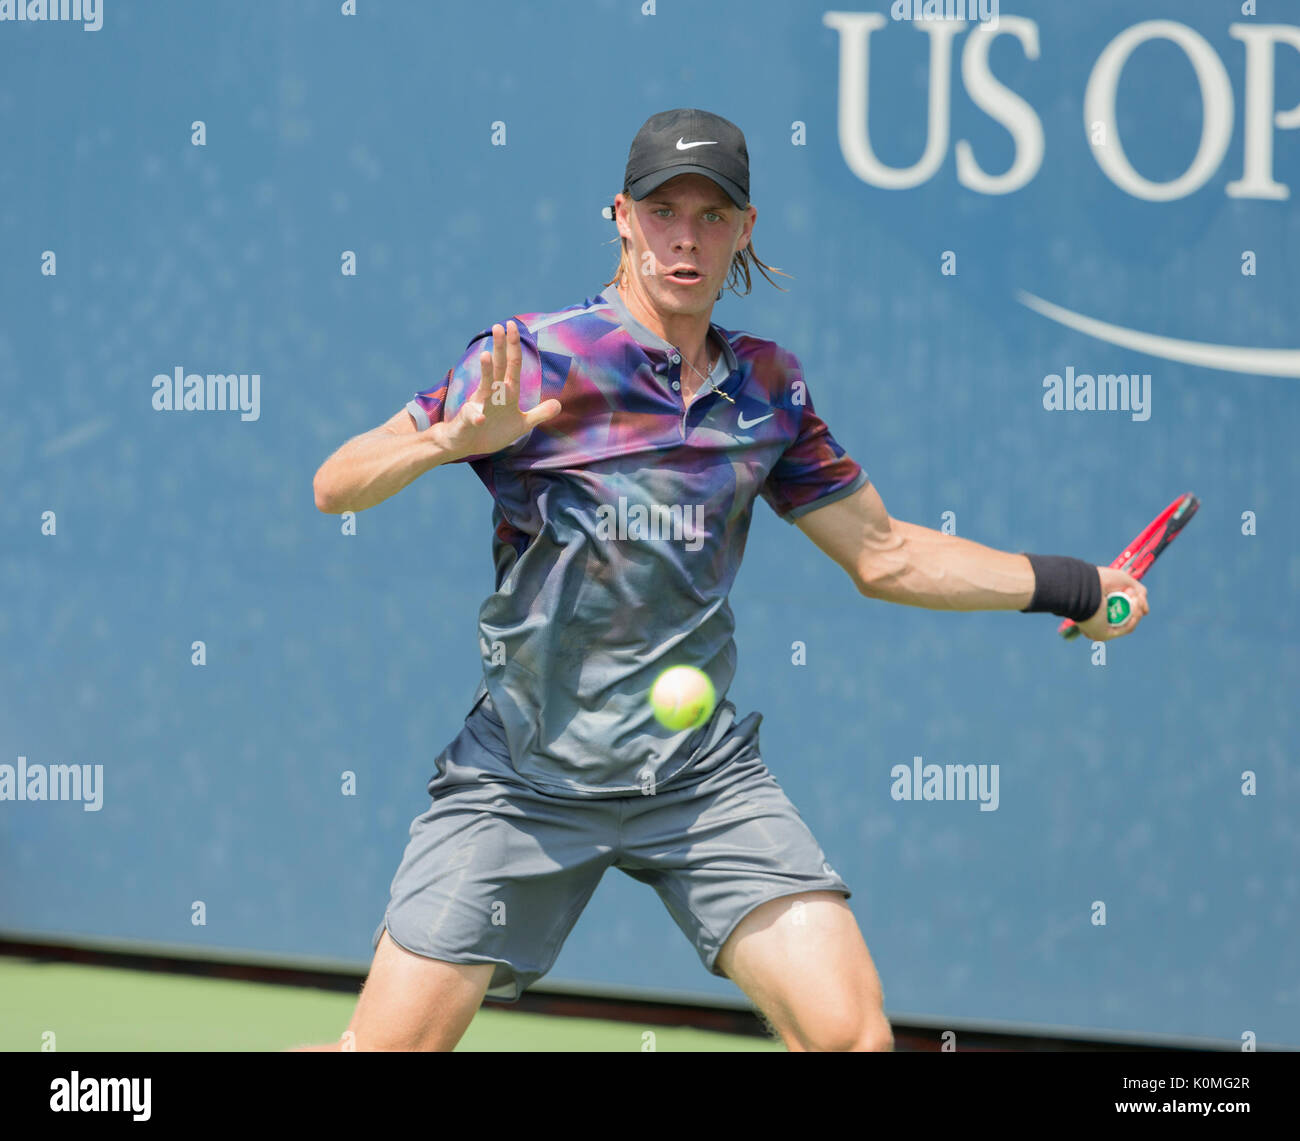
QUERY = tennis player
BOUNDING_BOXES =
[304,108,1149,1052]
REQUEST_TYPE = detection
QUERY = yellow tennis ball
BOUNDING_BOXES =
[650,666,715,731]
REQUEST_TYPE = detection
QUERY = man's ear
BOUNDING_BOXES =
[736,205,757,253]
[615,196,634,241]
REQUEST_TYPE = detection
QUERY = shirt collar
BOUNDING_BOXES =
[598,284,738,381]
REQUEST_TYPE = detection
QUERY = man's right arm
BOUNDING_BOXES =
[313,409,463,514]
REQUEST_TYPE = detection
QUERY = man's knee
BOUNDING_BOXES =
[794,1008,894,1052]
[858,1014,895,1052]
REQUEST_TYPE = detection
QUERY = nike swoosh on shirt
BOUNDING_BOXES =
[676,138,718,150]
[737,411,774,429]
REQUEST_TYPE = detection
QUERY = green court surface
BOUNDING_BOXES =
[0,959,782,1052]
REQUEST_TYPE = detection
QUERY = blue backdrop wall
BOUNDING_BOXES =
[2,0,1297,1047]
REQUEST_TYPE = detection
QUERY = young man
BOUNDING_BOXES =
[306,108,1148,1052]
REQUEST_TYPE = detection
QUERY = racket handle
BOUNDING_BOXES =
[1059,591,1132,640]
[1105,591,1133,625]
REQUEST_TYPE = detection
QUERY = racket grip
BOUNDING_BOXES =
[1059,591,1132,639]
[1105,591,1133,625]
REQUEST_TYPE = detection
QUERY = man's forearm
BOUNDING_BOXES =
[314,424,461,514]
[862,518,1036,611]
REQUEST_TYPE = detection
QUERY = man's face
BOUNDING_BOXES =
[615,173,756,316]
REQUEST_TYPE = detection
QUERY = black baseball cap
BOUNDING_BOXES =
[607,108,750,216]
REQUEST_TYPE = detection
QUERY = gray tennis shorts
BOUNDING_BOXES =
[372,691,851,1001]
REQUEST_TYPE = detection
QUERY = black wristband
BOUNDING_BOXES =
[1020,553,1102,623]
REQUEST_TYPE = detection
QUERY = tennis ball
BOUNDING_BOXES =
[650,665,715,731]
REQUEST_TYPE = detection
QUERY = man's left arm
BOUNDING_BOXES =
[795,481,1150,637]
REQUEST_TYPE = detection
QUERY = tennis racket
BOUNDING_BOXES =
[1059,491,1199,640]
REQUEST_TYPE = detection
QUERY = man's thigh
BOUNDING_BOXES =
[341,930,496,1051]
[715,890,893,1052]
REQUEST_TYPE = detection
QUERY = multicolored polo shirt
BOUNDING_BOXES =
[405,284,867,796]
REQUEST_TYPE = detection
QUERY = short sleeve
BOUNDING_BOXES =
[405,320,545,461]
[759,354,868,523]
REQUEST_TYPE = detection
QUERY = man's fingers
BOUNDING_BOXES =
[477,322,521,412]
[505,320,522,392]
[471,343,494,406]
[491,323,508,399]
[1125,576,1148,613]
[493,321,522,407]
[522,398,562,428]
[449,322,556,447]
[1122,583,1149,619]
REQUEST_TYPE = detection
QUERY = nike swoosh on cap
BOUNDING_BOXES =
[676,138,718,150]
[737,411,774,429]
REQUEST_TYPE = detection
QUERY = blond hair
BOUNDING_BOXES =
[603,190,791,297]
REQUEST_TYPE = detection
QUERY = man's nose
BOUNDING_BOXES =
[672,226,699,250]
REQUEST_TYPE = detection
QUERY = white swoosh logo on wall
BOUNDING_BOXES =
[1016,290,1300,378]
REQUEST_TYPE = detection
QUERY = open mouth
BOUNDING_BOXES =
[666,267,704,283]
